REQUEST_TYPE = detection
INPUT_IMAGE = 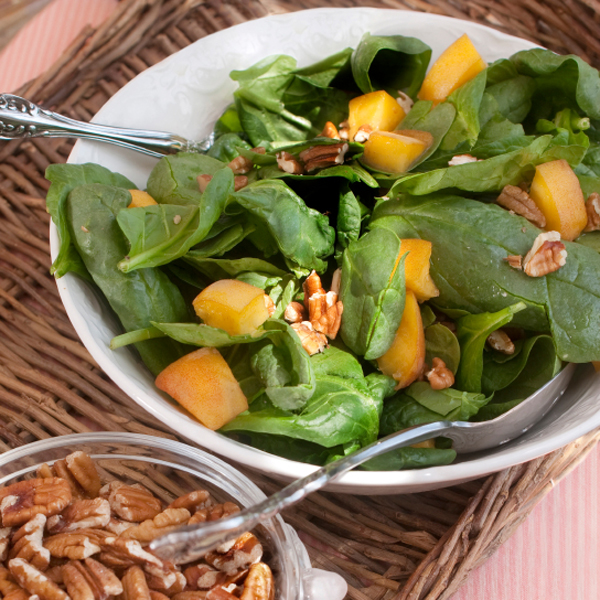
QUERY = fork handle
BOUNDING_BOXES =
[0,94,202,158]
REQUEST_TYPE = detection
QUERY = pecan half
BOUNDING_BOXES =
[0,527,11,562]
[303,270,343,339]
[204,532,262,576]
[121,565,151,600]
[319,121,339,139]
[584,192,600,232]
[65,452,102,498]
[52,460,86,499]
[299,143,348,172]
[44,533,101,560]
[206,588,238,600]
[62,561,95,600]
[99,537,162,570]
[523,231,567,277]
[275,151,303,175]
[426,358,454,390]
[120,508,190,543]
[290,322,328,356]
[184,564,226,590]
[9,514,50,570]
[0,566,28,600]
[168,490,212,514]
[47,498,111,534]
[496,185,546,228]
[8,558,69,600]
[101,483,162,523]
[189,502,240,525]
[240,562,274,600]
[487,330,515,355]
[0,478,72,527]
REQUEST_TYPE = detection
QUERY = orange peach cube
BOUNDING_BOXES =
[155,347,248,430]
[128,190,158,208]
[348,90,406,141]
[400,239,439,302]
[193,279,270,336]
[362,130,433,173]
[376,290,426,389]
[418,34,487,105]
[529,159,587,241]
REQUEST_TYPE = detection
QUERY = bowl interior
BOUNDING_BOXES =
[50,8,600,493]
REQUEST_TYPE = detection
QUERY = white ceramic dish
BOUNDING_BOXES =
[49,7,600,493]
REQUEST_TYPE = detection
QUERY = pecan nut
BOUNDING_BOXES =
[47,498,111,534]
[188,502,240,525]
[0,566,28,600]
[44,533,101,560]
[426,358,454,390]
[303,270,343,339]
[120,508,190,543]
[65,451,102,498]
[275,151,303,175]
[319,121,339,139]
[168,490,212,513]
[205,532,262,576]
[298,143,348,172]
[240,562,274,600]
[504,254,523,270]
[290,322,328,356]
[121,565,151,600]
[448,154,479,166]
[9,514,50,570]
[487,330,515,355]
[100,482,162,522]
[496,184,546,228]
[352,124,373,143]
[0,478,72,527]
[523,231,567,277]
[8,558,69,600]
[584,192,600,232]
[283,301,306,324]
[227,156,253,175]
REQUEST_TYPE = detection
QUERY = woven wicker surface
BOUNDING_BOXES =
[1,1,599,598]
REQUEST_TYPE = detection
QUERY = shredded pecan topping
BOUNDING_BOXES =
[523,231,567,277]
[275,151,303,174]
[426,358,454,390]
[487,330,515,355]
[319,121,339,139]
[302,270,344,339]
[496,185,546,228]
[584,192,600,232]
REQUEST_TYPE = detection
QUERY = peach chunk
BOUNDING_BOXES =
[418,34,487,105]
[156,347,248,430]
[400,239,439,302]
[529,159,587,241]
[362,130,433,173]
[128,190,158,208]
[376,290,426,389]
[348,90,406,141]
[193,279,270,336]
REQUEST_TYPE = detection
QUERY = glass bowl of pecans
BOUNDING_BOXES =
[0,432,347,600]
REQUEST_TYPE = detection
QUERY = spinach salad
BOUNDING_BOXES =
[46,32,600,470]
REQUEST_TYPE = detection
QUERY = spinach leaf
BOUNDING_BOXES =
[389,134,587,196]
[455,303,526,393]
[66,184,190,375]
[149,322,272,347]
[351,33,431,98]
[182,256,286,282]
[370,194,600,362]
[485,74,535,123]
[185,218,256,259]
[117,168,235,271]
[425,323,460,374]
[45,163,136,279]
[257,163,378,187]
[207,133,252,162]
[340,227,406,359]
[231,179,335,274]
[336,183,363,253]
[146,153,226,206]
[222,345,380,447]
[480,334,560,397]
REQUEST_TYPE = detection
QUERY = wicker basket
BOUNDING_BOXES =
[1,1,599,599]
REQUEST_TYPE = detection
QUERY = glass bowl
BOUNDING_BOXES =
[0,432,347,600]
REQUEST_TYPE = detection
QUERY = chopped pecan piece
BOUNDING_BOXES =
[47,498,111,534]
[36,464,54,479]
[487,330,515,355]
[227,156,253,175]
[250,147,266,155]
[0,527,11,562]
[283,301,306,324]
[0,478,72,527]
[8,558,69,600]
[189,502,240,526]
[504,254,523,270]
[240,562,274,600]
[264,295,276,317]
[168,490,212,513]
[233,176,248,192]
[206,588,238,600]
[121,565,151,600]
[353,124,373,143]
[291,322,328,355]
[65,452,102,498]
[426,358,454,390]
[101,483,162,523]
[99,537,162,570]
[299,143,348,172]
[303,270,343,339]
[105,518,134,536]
[496,185,546,228]
[584,192,600,232]
[205,532,262,576]
[447,154,479,166]
[319,121,339,139]
[120,508,190,543]
[9,514,50,570]
[523,231,567,277]
[275,151,303,175]
[396,91,414,114]
[197,174,212,193]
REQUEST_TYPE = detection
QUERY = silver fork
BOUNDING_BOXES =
[0,94,213,158]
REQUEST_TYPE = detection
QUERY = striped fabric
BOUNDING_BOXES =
[0,2,598,598]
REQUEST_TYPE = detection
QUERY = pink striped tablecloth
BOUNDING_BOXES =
[1,2,598,598]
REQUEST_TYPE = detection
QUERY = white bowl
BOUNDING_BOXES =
[50,7,600,493]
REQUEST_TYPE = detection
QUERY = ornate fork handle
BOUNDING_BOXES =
[0,94,212,158]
